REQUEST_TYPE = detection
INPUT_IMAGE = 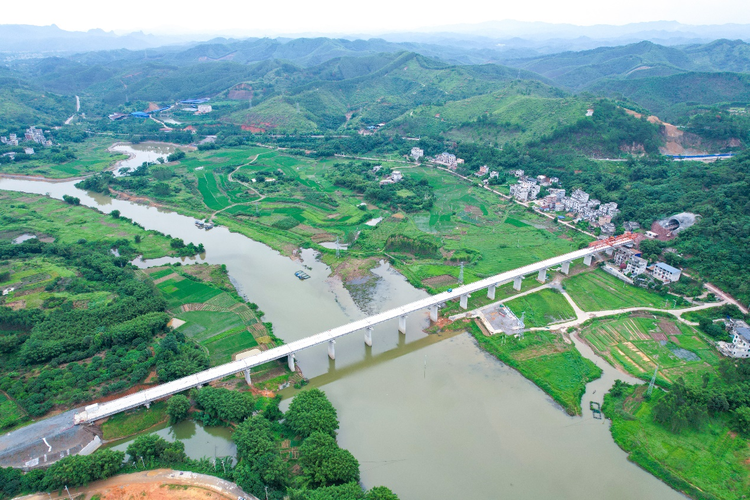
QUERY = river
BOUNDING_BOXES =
[0,144,685,500]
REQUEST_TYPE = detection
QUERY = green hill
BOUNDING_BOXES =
[587,72,750,121]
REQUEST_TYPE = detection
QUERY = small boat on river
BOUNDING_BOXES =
[294,270,311,280]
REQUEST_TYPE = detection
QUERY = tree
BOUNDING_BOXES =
[126,434,168,462]
[166,394,191,424]
[111,210,120,219]
[285,388,339,438]
[733,406,750,435]
[365,486,400,500]
[233,416,275,460]
[299,432,360,487]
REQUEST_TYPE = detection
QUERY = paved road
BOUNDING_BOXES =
[0,410,81,467]
[14,468,258,500]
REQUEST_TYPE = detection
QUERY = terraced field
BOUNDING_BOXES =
[580,313,717,386]
[145,266,267,365]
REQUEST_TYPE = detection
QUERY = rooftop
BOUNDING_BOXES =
[655,262,681,274]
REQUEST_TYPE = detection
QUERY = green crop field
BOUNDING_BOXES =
[471,323,601,415]
[580,314,716,387]
[605,387,750,500]
[156,278,223,308]
[564,269,675,311]
[504,288,576,328]
[201,328,259,364]
[176,311,246,342]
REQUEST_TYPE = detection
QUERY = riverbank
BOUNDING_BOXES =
[603,385,750,500]
[464,318,601,415]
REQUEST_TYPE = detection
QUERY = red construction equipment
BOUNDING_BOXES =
[588,232,635,249]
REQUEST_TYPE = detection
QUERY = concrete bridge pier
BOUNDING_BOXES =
[244,368,251,385]
[561,261,571,274]
[584,254,593,266]
[429,304,439,322]
[364,327,373,347]
[398,315,407,334]
[145,402,151,409]
[487,284,496,300]
[513,276,523,291]
[328,340,336,360]
[288,354,295,372]
[537,268,547,282]
[605,247,614,256]
[460,294,468,309]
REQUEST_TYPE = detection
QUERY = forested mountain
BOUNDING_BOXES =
[501,39,750,89]
[589,72,750,121]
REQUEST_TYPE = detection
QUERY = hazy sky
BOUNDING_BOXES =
[3,0,749,34]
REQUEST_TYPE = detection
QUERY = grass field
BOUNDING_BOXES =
[0,191,176,258]
[0,136,126,179]
[504,288,576,327]
[605,386,750,500]
[101,401,167,440]
[580,313,717,387]
[565,269,676,311]
[0,393,26,430]
[470,322,601,415]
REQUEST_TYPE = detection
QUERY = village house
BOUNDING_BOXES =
[410,147,424,161]
[0,134,19,146]
[489,171,499,179]
[652,262,681,283]
[718,320,750,358]
[510,181,541,202]
[476,165,489,176]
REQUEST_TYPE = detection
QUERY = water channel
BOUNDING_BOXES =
[0,144,685,500]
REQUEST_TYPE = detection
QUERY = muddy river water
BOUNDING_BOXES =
[0,145,685,499]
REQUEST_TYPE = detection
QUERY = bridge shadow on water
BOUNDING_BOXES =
[280,327,466,396]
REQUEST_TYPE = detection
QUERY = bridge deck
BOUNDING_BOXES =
[76,241,627,423]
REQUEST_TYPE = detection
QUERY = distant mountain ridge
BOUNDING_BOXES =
[501,39,750,90]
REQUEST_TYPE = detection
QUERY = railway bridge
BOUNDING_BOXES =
[75,234,633,424]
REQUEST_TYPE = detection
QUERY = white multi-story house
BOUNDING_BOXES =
[410,147,424,160]
[652,262,681,283]
[197,104,213,114]
[625,256,648,276]
[510,181,541,202]
[571,189,590,203]
[489,171,499,179]
[718,320,750,358]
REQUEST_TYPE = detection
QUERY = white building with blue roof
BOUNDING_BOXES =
[652,262,681,283]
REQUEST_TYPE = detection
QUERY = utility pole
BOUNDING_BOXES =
[647,365,659,396]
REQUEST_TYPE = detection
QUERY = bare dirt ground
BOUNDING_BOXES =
[17,469,256,500]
